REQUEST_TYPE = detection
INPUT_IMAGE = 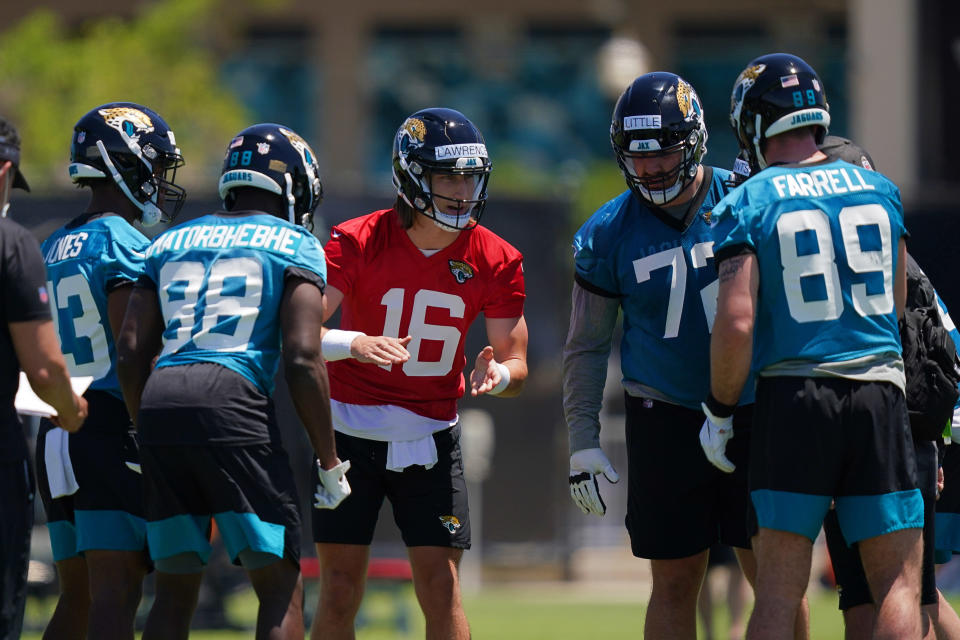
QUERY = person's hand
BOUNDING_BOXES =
[352,335,411,366]
[938,465,945,500]
[314,459,352,509]
[469,346,507,396]
[700,402,735,473]
[50,394,88,433]
[568,448,619,516]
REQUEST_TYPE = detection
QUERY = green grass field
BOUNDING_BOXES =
[19,581,893,639]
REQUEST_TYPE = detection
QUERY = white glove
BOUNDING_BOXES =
[700,403,735,473]
[568,448,620,516]
[314,459,352,509]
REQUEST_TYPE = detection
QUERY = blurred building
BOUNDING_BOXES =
[7,0,957,203]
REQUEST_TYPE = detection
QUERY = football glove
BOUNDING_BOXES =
[700,403,735,473]
[314,459,352,509]
[569,448,620,516]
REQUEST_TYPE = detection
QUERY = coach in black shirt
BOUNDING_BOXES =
[0,117,85,640]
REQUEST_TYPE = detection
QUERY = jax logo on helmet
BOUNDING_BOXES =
[398,117,426,154]
[676,79,703,120]
[730,63,767,126]
[98,107,155,140]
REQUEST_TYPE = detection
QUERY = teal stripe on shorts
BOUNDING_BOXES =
[936,512,960,554]
[751,489,832,542]
[47,520,78,562]
[147,514,213,564]
[215,511,285,562]
[75,509,147,553]
[835,489,923,544]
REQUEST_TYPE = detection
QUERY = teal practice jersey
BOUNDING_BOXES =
[142,213,326,395]
[42,215,149,397]
[573,167,754,409]
[712,159,907,373]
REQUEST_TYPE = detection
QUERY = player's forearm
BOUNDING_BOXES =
[710,317,752,406]
[285,354,338,468]
[10,320,81,421]
[710,254,757,407]
[27,357,79,420]
[564,380,605,452]
[563,284,617,451]
[563,342,611,451]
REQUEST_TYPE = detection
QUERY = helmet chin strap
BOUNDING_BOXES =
[283,173,296,224]
[429,211,471,231]
[0,163,10,218]
[752,114,768,170]
[96,140,162,226]
[299,212,314,232]
[628,157,685,205]
[428,193,475,231]
[636,175,684,205]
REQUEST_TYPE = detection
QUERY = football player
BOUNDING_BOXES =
[37,102,184,640]
[561,71,801,639]
[0,115,86,640]
[818,137,960,640]
[117,123,346,640]
[708,53,923,638]
[310,107,528,640]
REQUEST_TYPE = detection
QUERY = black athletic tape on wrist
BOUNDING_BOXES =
[705,392,736,419]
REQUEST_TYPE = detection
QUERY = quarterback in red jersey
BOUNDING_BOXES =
[310,108,528,640]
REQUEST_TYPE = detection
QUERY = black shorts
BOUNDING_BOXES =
[138,363,277,446]
[36,390,145,561]
[138,363,298,568]
[623,394,752,559]
[312,425,470,549]
[751,377,922,543]
[825,438,938,609]
[140,442,301,567]
[936,442,960,554]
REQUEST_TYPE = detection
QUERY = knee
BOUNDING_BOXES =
[58,580,91,608]
[650,564,704,607]
[651,578,701,608]
[89,581,143,615]
[153,590,197,616]
[415,568,459,613]
[258,576,303,616]
[318,569,365,618]
[152,581,201,618]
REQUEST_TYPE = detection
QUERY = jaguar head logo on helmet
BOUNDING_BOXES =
[68,102,186,227]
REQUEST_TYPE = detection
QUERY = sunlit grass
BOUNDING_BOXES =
[23,580,932,639]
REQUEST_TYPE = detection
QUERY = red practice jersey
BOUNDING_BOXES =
[325,209,525,421]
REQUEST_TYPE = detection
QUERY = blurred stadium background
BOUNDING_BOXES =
[3,0,959,636]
